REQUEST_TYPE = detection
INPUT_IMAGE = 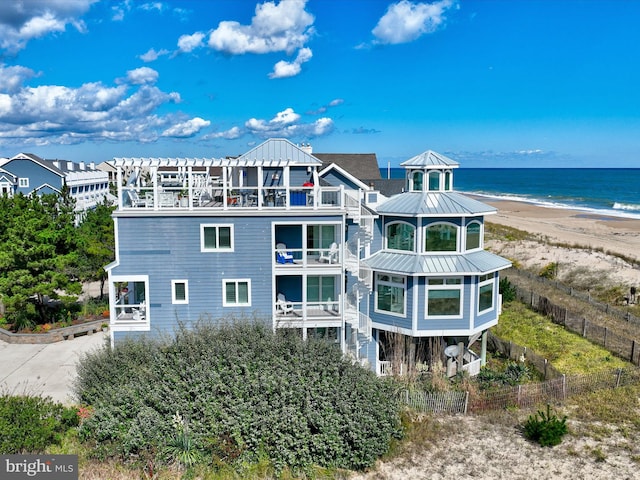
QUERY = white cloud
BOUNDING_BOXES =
[208,0,314,55]
[177,32,205,53]
[161,117,210,137]
[126,67,159,85]
[372,0,455,45]
[0,0,98,54]
[245,107,333,138]
[307,98,344,115]
[0,64,38,94]
[0,68,205,146]
[204,126,243,140]
[139,48,170,62]
[140,2,166,13]
[268,47,312,79]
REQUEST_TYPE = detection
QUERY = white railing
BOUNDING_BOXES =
[461,350,482,376]
[358,311,372,339]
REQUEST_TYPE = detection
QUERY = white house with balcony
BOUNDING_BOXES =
[106,139,510,376]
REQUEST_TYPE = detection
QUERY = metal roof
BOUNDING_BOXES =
[362,250,512,275]
[377,192,496,216]
[400,150,459,168]
[237,138,322,165]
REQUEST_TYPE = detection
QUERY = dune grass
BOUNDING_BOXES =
[493,302,630,375]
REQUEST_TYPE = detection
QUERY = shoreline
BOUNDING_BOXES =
[479,197,640,264]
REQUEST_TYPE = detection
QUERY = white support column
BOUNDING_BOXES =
[481,329,488,366]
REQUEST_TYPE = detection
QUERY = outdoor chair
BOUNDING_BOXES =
[276,293,293,315]
[276,243,294,264]
[319,242,339,264]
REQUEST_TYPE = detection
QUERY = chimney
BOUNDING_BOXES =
[89,162,96,170]
[300,143,312,154]
[67,161,74,171]
[79,161,86,170]
[53,161,60,169]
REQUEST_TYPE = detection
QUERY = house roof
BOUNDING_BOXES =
[400,150,459,168]
[376,191,496,216]
[314,153,380,180]
[362,250,512,275]
[238,138,322,165]
[366,179,405,197]
[5,153,64,177]
[0,167,17,181]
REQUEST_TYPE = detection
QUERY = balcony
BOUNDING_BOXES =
[120,182,344,212]
[274,296,342,327]
[274,243,341,267]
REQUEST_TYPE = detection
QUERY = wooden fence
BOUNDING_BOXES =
[402,367,640,415]
[513,283,640,365]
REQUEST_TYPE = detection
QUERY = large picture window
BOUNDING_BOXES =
[478,273,494,313]
[375,274,406,315]
[386,222,415,251]
[425,223,458,252]
[426,278,462,317]
[466,222,481,250]
[201,224,233,252]
[223,279,251,306]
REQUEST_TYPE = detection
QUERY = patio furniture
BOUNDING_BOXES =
[276,243,294,264]
[319,242,339,264]
[276,293,293,315]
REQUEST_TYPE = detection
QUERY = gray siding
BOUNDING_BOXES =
[3,159,61,195]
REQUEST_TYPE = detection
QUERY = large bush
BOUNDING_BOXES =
[75,321,402,473]
[0,394,79,454]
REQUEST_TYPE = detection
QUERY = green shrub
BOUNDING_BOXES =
[477,361,530,389]
[539,262,558,279]
[76,320,403,473]
[0,394,79,453]
[523,404,568,447]
[499,277,517,303]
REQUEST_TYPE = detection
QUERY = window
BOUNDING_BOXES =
[18,178,29,188]
[307,276,336,306]
[426,278,462,317]
[425,223,458,252]
[444,171,452,190]
[201,224,233,251]
[386,222,415,251]
[466,222,481,250]
[428,171,440,191]
[307,224,335,249]
[223,279,251,306]
[478,273,495,313]
[171,280,189,304]
[375,274,406,315]
[412,171,423,191]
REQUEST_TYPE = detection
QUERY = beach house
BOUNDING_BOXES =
[106,139,510,375]
[0,153,111,215]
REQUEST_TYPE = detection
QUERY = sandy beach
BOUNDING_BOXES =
[482,199,640,287]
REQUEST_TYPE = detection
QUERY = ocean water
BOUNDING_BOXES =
[382,168,640,220]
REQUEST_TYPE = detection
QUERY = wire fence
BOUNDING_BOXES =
[402,367,640,415]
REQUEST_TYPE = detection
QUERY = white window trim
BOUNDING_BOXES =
[18,177,29,188]
[465,220,483,251]
[374,273,407,317]
[385,220,416,252]
[424,222,460,253]
[478,273,495,314]
[171,279,189,304]
[222,278,252,307]
[109,274,150,332]
[425,277,464,319]
[200,223,234,252]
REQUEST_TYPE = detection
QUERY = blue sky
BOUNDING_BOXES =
[0,0,639,167]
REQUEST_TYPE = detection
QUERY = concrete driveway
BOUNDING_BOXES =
[0,331,108,405]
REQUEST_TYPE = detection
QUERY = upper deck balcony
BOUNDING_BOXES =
[113,155,346,213]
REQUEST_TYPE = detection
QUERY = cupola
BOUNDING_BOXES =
[400,150,459,193]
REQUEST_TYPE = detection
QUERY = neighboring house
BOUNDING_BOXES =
[0,166,17,197]
[106,139,510,376]
[0,153,111,214]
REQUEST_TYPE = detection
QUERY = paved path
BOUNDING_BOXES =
[0,331,108,405]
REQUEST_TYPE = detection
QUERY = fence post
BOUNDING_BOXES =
[464,391,469,415]
[631,340,636,364]
[616,368,622,388]
[582,318,587,338]
[604,327,608,348]
[562,374,566,400]
[544,359,548,379]
[517,385,522,407]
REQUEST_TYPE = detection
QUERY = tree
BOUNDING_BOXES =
[76,199,115,298]
[0,192,81,327]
